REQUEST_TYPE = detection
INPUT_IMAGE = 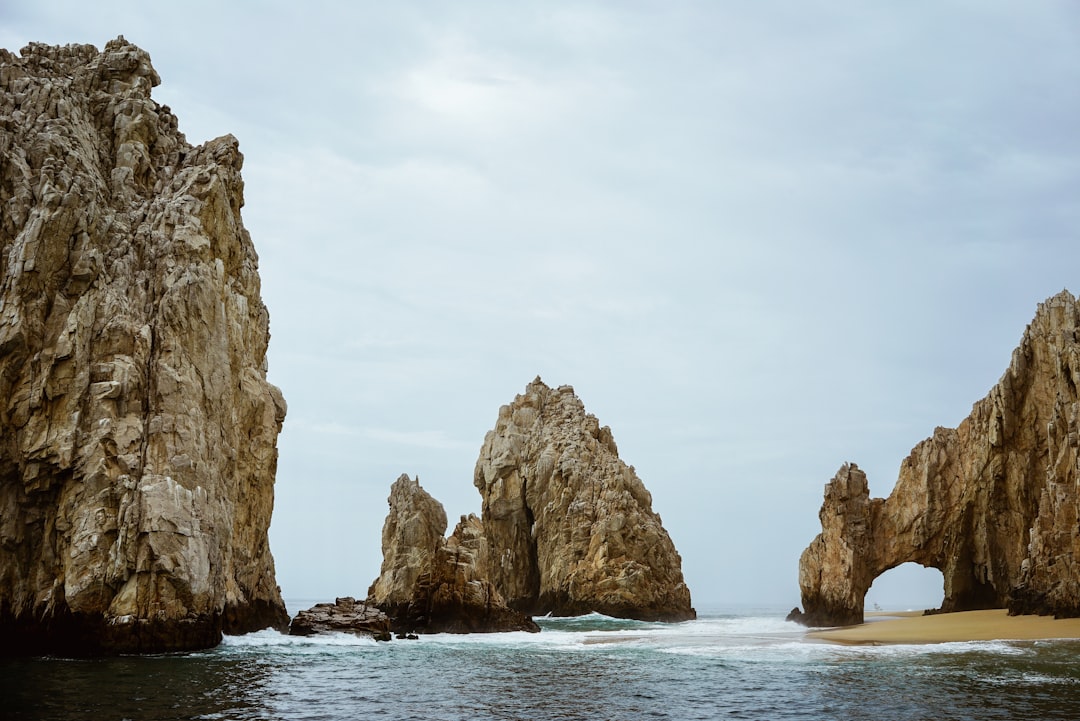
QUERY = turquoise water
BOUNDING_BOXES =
[4,608,1080,720]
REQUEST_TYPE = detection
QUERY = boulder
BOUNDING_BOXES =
[289,598,391,641]
[0,38,287,654]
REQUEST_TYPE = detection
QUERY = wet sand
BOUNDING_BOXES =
[808,609,1080,645]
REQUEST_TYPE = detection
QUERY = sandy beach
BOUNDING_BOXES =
[807,609,1080,645]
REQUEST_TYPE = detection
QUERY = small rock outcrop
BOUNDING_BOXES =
[289,598,391,641]
[367,474,539,634]
[475,378,695,621]
[0,39,288,654]
[795,292,1080,626]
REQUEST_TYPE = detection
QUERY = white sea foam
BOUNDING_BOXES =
[974,671,1056,686]
[221,628,379,648]
[216,614,1059,665]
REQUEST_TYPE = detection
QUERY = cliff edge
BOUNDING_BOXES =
[0,38,288,654]
[794,292,1080,626]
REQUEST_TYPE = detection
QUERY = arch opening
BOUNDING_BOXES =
[864,563,944,613]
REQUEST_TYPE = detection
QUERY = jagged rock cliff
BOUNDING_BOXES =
[475,378,695,621]
[795,292,1080,626]
[0,38,288,654]
[367,474,538,633]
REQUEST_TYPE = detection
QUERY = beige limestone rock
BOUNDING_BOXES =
[0,38,287,654]
[367,474,538,633]
[474,378,695,621]
[795,292,1080,626]
[367,474,448,612]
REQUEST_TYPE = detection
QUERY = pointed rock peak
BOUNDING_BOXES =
[475,379,695,621]
[391,473,421,492]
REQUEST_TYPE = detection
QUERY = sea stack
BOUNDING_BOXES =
[364,380,695,631]
[366,474,539,634]
[0,39,288,654]
[793,292,1080,626]
[475,378,695,622]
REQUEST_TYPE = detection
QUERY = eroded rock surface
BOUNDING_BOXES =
[475,378,695,621]
[289,598,391,641]
[0,38,287,654]
[367,475,538,634]
[796,292,1080,625]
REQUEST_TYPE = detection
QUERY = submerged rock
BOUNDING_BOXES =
[0,38,288,654]
[367,475,539,634]
[475,378,695,622]
[795,292,1080,626]
[289,598,392,641]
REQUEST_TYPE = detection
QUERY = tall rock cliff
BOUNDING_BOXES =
[795,292,1080,626]
[475,378,695,621]
[367,474,538,633]
[0,38,288,654]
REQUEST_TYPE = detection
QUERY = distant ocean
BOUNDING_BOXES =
[4,603,1080,721]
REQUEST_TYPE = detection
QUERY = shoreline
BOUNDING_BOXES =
[807,609,1080,645]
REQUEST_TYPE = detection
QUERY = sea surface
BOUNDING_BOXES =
[4,603,1080,721]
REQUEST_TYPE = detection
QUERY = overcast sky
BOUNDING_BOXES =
[4,1,1079,612]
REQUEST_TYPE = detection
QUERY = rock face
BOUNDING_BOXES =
[796,292,1080,626]
[367,474,539,634]
[475,378,695,621]
[0,39,288,654]
[289,598,392,641]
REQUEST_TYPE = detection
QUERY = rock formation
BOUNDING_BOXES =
[475,378,695,621]
[795,292,1080,626]
[0,38,288,654]
[289,598,392,641]
[367,474,539,634]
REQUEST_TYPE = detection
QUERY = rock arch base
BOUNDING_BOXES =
[794,293,1080,626]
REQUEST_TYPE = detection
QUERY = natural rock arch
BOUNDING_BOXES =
[865,562,944,611]
[794,292,1080,626]
[796,463,1002,626]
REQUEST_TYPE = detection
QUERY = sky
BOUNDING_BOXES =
[4,1,1079,612]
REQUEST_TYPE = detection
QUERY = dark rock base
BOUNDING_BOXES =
[380,599,540,635]
[529,592,697,623]
[0,609,220,657]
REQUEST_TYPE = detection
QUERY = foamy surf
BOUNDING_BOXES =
[217,612,1065,665]
[13,611,1080,721]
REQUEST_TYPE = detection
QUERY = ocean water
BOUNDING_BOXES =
[4,605,1080,721]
